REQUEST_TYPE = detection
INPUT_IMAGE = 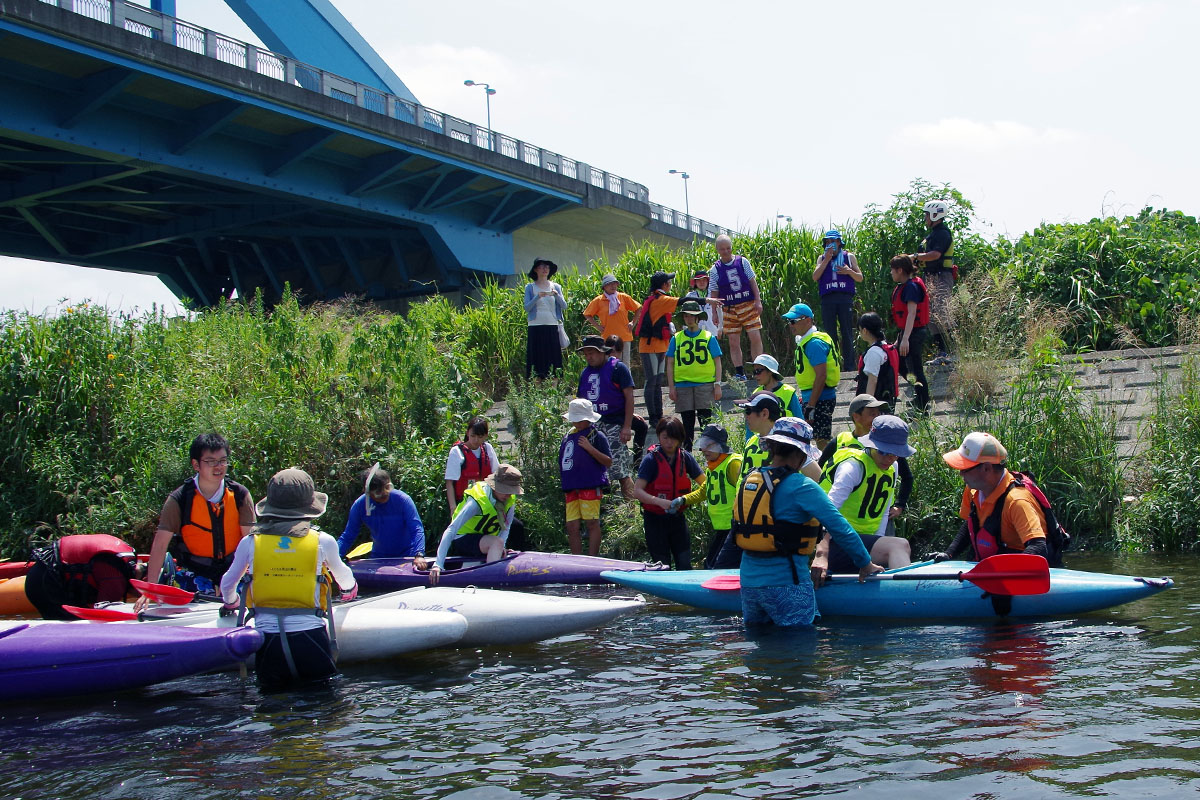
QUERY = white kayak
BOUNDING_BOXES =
[93,602,468,663]
[347,586,647,646]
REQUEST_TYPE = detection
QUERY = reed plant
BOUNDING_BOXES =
[901,347,1124,554]
[1119,351,1200,551]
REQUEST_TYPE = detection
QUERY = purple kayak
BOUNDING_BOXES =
[353,551,668,591]
[0,621,263,702]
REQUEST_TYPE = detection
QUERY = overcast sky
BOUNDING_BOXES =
[3,0,1194,313]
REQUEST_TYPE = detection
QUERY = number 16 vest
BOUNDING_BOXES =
[818,448,896,535]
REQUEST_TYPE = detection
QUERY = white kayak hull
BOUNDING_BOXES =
[348,586,646,646]
[95,602,468,662]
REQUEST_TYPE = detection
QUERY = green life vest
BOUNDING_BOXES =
[454,482,516,537]
[671,329,717,384]
[704,454,742,530]
[819,447,896,535]
[794,329,841,391]
[740,434,770,482]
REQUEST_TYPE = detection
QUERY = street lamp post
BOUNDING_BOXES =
[776,214,792,228]
[668,169,690,225]
[463,79,496,151]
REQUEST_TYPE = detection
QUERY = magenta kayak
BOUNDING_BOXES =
[0,622,263,702]
[353,551,667,591]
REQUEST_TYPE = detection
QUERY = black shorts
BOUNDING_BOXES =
[450,534,487,558]
[256,627,337,690]
[827,534,881,574]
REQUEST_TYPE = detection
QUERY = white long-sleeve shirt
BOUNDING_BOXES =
[220,528,356,633]
[827,458,894,537]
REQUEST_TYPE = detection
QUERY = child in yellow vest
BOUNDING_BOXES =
[666,298,723,451]
[672,424,743,569]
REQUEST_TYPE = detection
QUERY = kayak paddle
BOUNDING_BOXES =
[699,554,1052,596]
[63,605,138,621]
[129,579,223,605]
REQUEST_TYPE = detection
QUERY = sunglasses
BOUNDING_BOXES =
[752,367,768,376]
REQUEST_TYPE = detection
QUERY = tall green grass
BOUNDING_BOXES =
[1120,352,1200,551]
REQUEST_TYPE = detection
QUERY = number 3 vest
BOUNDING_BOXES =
[819,447,896,534]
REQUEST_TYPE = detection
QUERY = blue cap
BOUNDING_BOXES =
[858,415,915,458]
[782,303,814,321]
[824,229,842,241]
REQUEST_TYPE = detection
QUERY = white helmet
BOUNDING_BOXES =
[923,200,950,223]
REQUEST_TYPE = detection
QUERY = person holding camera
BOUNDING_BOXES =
[811,229,862,370]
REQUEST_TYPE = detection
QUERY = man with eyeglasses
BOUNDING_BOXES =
[337,466,427,565]
[141,433,256,602]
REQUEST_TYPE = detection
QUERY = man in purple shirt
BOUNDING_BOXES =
[708,234,765,381]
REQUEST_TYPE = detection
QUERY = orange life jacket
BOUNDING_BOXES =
[169,479,249,578]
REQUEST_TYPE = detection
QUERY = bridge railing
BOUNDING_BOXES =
[35,0,731,241]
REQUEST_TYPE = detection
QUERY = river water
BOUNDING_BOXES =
[1,553,1196,799]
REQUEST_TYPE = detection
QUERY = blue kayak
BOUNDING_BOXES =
[600,561,1175,619]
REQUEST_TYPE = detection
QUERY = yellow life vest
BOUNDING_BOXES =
[771,382,798,414]
[704,454,742,530]
[819,447,896,535]
[740,434,770,483]
[671,329,716,384]
[733,466,821,556]
[454,482,516,537]
[834,429,861,451]
[249,526,322,610]
[794,329,841,391]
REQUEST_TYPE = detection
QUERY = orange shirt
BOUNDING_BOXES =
[958,470,1048,551]
[637,294,680,354]
[583,291,641,342]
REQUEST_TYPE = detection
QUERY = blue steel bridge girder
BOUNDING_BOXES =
[172,100,247,155]
[346,151,414,196]
[0,4,617,305]
[290,237,328,297]
[60,67,137,129]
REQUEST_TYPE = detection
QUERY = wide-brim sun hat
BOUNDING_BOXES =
[576,335,612,354]
[600,273,619,287]
[858,415,916,458]
[528,258,558,279]
[255,467,328,519]
[942,431,1007,470]
[676,299,707,319]
[563,398,602,424]
[486,463,525,495]
[761,417,814,449]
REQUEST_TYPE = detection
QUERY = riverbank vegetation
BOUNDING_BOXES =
[3,179,1199,559]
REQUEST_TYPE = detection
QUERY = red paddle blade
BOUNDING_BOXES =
[701,574,742,591]
[63,605,138,621]
[130,579,195,605]
[962,554,1051,595]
